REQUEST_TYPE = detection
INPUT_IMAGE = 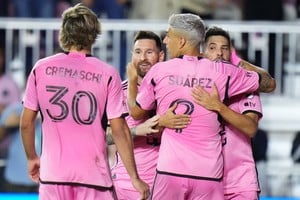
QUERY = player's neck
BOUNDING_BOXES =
[69,47,91,55]
[137,76,143,85]
[181,46,201,57]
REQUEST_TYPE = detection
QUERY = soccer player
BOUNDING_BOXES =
[107,30,191,199]
[20,4,149,200]
[192,26,265,199]
[126,13,275,199]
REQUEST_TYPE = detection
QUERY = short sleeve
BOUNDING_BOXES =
[106,70,126,119]
[228,66,260,97]
[23,69,39,111]
[239,92,263,119]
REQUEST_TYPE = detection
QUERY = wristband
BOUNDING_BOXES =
[130,127,136,137]
[230,49,241,66]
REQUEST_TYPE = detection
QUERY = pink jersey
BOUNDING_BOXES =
[137,56,260,180]
[223,92,262,194]
[23,52,125,189]
[111,80,159,193]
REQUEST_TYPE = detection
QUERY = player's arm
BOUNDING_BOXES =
[109,117,149,199]
[239,60,276,93]
[107,107,191,145]
[20,108,38,160]
[129,108,191,136]
[231,49,276,93]
[126,62,149,120]
[158,103,191,130]
[192,84,258,137]
[106,116,159,145]
[20,107,40,182]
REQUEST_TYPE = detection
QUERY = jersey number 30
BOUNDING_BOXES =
[46,85,97,125]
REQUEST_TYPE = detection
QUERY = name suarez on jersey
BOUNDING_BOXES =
[45,66,102,83]
[168,75,212,88]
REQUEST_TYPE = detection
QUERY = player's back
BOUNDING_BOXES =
[27,52,120,187]
[137,55,259,180]
[140,56,259,140]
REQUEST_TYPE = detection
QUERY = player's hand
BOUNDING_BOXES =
[27,156,40,183]
[126,62,138,82]
[131,177,150,200]
[135,115,160,136]
[159,103,191,129]
[191,83,221,111]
